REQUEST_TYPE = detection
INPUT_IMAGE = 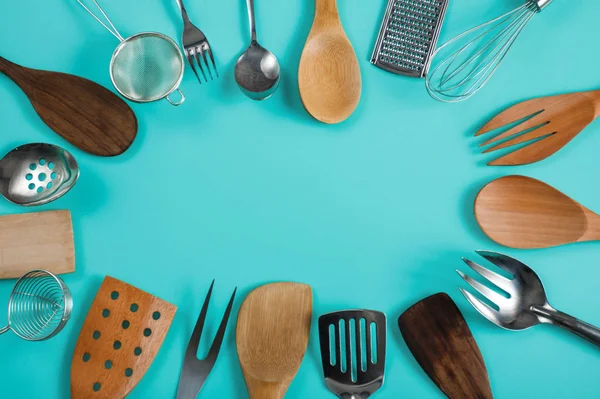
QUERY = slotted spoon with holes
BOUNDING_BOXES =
[0,143,79,206]
[459,251,600,347]
[318,310,386,399]
[477,90,600,165]
[71,276,177,399]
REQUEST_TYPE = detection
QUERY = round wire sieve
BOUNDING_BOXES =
[77,0,185,106]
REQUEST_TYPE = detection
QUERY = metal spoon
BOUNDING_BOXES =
[235,0,280,100]
[0,143,79,206]
[459,251,600,347]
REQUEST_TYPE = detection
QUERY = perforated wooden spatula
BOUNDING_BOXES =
[236,282,312,399]
[71,276,176,399]
[399,293,493,399]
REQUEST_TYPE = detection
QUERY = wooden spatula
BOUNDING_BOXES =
[475,175,600,249]
[0,56,138,157]
[71,276,177,399]
[298,0,361,124]
[0,210,74,279]
[477,90,600,165]
[399,293,493,399]
[236,282,312,399]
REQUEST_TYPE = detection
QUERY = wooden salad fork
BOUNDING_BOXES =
[477,90,600,165]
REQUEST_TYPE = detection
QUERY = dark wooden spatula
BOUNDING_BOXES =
[0,56,137,157]
[399,293,493,399]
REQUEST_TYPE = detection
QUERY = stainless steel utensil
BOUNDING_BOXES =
[318,310,386,399]
[459,251,600,347]
[176,281,237,399]
[76,0,185,106]
[235,0,280,100]
[176,0,218,84]
[0,270,72,341]
[426,0,553,102]
[371,0,449,78]
[0,143,79,206]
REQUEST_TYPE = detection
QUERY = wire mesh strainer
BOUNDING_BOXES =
[0,270,72,341]
[77,0,185,106]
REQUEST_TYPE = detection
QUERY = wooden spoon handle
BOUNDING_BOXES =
[0,56,27,85]
[247,381,288,399]
[314,0,340,20]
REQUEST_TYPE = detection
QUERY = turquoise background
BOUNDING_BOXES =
[0,0,599,397]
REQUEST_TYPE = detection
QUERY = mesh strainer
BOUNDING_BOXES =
[77,0,185,106]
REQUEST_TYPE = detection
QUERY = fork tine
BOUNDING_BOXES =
[479,111,549,147]
[457,270,506,308]
[197,45,213,81]
[459,287,503,327]
[192,47,208,82]
[462,257,512,292]
[206,287,237,363]
[476,250,530,275]
[476,98,546,136]
[186,279,214,358]
[482,123,556,154]
[487,133,563,166]
[186,50,201,84]
[206,45,219,78]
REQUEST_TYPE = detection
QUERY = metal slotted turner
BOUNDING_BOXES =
[318,310,386,398]
[371,0,449,77]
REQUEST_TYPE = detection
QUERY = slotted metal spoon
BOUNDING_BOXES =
[0,143,79,206]
[458,251,600,347]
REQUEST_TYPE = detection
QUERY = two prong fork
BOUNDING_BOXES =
[458,251,600,347]
[176,280,237,398]
[176,0,218,83]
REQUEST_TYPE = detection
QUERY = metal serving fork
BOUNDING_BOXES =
[176,281,237,398]
[176,0,218,83]
[458,251,600,347]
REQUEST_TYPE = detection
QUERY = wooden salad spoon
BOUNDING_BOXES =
[298,0,361,124]
[475,175,600,249]
[236,282,312,399]
[0,56,137,157]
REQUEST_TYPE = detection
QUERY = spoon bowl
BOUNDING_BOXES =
[235,42,281,101]
[0,143,79,206]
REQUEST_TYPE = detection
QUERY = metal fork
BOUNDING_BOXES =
[176,281,237,398]
[458,251,600,347]
[176,0,218,83]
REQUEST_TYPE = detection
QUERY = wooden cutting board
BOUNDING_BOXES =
[0,210,74,279]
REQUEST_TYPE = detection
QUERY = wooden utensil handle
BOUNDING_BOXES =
[315,0,339,17]
[0,56,30,88]
[583,90,600,117]
[248,381,288,399]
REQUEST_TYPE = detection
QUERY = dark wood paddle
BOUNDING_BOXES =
[0,56,137,157]
[398,293,493,399]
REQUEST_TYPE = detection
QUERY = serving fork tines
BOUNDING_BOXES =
[176,0,218,83]
[176,280,236,398]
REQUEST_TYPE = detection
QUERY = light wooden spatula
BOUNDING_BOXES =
[0,210,74,279]
[477,90,600,165]
[475,175,600,249]
[236,282,312,399]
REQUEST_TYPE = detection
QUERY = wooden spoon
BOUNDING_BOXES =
[477,90,600,166]
[399,293,493,399]
[236,282,312,399]
[298,0,361,124]
[475,175,600,249]
[0,56,137,157]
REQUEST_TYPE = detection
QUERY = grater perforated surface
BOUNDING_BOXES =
[371,0,449,78]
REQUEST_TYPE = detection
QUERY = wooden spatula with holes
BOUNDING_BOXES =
[399,293,493,399]
[236,282,312,399]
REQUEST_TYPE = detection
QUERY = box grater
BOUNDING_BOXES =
[371,0,449,78]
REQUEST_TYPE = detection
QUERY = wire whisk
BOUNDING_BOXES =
[426,0,554,103]
[0,270,72,341]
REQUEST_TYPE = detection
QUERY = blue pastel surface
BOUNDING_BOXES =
[1,0,599,397]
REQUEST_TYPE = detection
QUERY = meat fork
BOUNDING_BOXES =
[176,281,237,398]
[458,251,600,347]
[176,0,218,83]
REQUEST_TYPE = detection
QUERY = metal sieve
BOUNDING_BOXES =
[77,0,185,106]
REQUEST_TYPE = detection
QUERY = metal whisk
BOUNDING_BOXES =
[0,270,72,341]
[426,0,553,103]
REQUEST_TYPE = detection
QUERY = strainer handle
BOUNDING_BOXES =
[166,89,185,106]
[75,0,125,42]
